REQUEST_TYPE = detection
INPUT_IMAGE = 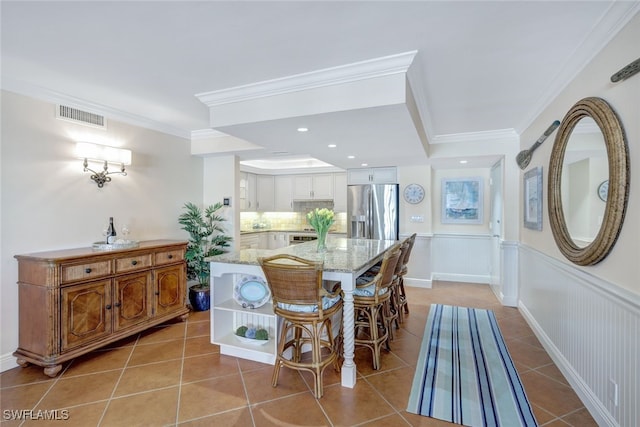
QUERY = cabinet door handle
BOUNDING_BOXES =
[105,304,112,310]
[155,291,160,295]
[85,268,92,273]
[114,302,121,308]
[131,260,138,266]
[168,254,173,259]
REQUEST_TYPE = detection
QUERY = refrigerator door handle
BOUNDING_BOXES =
[366,190,373,239]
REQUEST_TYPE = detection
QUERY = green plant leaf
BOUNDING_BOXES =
[179,201,233,282]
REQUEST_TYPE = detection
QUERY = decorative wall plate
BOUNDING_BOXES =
[233,275,270,309]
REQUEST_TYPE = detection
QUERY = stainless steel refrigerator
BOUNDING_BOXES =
[347,184,399,240]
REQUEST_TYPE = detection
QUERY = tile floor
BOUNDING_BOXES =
[1,282,597,426]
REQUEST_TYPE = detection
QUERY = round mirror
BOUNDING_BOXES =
[561,117,608,248]
[548,97,629,265]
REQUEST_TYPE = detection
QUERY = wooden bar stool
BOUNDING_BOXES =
[397,233,416,320]
[259,254,342,398]
[353,244,401,370]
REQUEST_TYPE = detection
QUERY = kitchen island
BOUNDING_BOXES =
[207,236,397,388]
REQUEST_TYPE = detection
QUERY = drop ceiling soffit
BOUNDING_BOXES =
[194,51,430,134]
[195,50,418,107]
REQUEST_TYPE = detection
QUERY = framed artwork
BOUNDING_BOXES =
[524,167,543,231]
[441,177,483,224]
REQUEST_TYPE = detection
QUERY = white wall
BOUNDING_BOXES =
[519,14,638,295]
[203,155,239,250]
[518,13,639,426]
[0,90,203,370]
[397,164,432,235]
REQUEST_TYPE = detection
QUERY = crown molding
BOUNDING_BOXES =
[190,128,229,140]
[516,1,640,134]
[1,78,190,139]
[196,50,417,107]
[432,128,519,144]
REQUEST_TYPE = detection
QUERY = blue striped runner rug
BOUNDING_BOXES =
[407,304,537,427]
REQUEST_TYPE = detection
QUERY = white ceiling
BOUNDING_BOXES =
[2,1,638,170]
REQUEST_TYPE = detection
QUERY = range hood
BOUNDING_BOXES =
[293,200,334,213]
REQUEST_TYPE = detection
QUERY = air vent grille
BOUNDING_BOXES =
[56,105,106,128]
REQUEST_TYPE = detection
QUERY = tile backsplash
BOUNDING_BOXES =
[241,211,347,233]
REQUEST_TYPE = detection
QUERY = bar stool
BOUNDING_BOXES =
[353,244,402,370]
[258,254,342,399]
[360,237,410,329]
[397,233,416,320]
[389,239,410,332]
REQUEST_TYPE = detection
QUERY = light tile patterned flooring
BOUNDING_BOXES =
[1,282,597,426]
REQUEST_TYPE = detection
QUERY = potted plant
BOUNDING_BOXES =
[178,202,232,311]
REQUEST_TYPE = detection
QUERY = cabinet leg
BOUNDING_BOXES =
[16,358,30,368]
[179,313,189,322]
[43,365,62,378]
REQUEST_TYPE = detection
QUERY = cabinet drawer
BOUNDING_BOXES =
[115,254,152,274]
[155,249,184,265]
[61,261,112,283]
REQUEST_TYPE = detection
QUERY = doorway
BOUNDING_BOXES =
[489,159,503,295]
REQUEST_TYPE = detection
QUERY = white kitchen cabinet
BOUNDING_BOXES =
[239,172,248,210]
[256,175,274,211]
[333,173,347,212]
[246,173,257,211]
[240,232,269,249]
[292,174,334,200]
[239,172,257,211]
[274,175,293,211]
[347,167,397,184]
[268,232,288,249]
[258,233,268,249]
[240,233,258,249]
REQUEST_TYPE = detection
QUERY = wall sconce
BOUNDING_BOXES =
[76,142,132,188]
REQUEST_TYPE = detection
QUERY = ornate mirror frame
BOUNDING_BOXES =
[548,97,630,266]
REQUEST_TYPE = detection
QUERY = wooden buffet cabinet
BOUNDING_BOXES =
[13,240,190,377]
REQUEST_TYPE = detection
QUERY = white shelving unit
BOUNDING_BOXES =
[210,263,277,365]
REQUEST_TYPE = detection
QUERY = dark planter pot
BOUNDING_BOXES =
[188,285,210,312]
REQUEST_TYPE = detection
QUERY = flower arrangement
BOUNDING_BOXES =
[307,208,335,251]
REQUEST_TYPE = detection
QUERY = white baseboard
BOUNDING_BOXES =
[518,303,618,427]
[431,273,490,284]
[498,292,518,307]
[404,277,432,288]
[1,352,19,373]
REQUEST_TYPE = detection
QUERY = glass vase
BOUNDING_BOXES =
[316,229,328,252]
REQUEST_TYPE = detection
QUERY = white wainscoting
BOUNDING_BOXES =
[430,234,492,284]
[497,241,519,307]
[400,233,432,288]
[519,245,639,427]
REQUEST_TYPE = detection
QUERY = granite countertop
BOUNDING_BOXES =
[207,236,396,273]
[240,229,345,235]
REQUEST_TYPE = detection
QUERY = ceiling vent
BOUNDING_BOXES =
[56,105,106,129]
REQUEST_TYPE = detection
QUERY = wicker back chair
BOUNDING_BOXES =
[388,238,410,330]
[258,254,342,399]
[353,244,402,370]
[397,233,416,317]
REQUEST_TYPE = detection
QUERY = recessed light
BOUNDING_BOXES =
[347,155,355,159]
[459,160,468,164]
[297,127,309,132]
[361,163,368,167]
[328,144,337,148]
